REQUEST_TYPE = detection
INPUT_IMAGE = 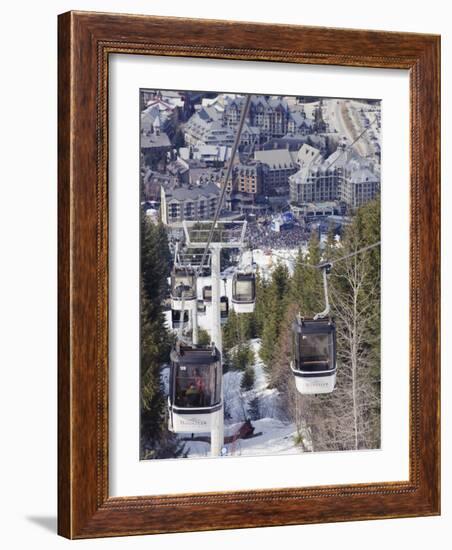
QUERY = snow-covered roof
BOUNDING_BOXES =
[349,168,379,183]
[163,181,220,202]
[140,131,171,149]
[296,143,322,168]
[192,145,231,163]
[254,149,297,170]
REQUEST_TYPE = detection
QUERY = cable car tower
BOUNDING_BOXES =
[181,219,248,455]
[170,242,205,343]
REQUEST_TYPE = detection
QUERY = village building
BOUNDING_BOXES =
[253,149,298,195]
[289,143,380,211]
[160,181,220,225]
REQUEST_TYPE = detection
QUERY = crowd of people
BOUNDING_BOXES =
[246,220,310,250]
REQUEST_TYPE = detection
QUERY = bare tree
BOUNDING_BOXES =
[271,243,380,453]
[329,240,380,450]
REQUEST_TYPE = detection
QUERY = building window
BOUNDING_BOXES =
[184,203,194,219]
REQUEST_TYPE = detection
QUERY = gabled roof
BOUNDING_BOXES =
[296,144,322,168]
[145,97,176,111]
[349,168,379,184]
[140,131,171,149]
[324,145,363,169]
[289,111,313,128]
[164,181,220,202]
[254,149,297,170]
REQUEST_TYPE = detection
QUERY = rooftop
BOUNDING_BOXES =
[349,168,379,184]
[254,149,297,170]
[296,143,322,168]
[163,181,220,202]
[140,131,171,149]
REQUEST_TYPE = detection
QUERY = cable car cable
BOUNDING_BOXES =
[323,116,379,173]
[318,240,380,268]
[195,94,252,277]
[175,95,252,348]
[270,240,380,270]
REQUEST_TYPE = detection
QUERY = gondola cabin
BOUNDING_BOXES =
[171,267,196,311]
[168,344,222,433]
[202,285,212,303]
[171,309,189,330]
[290,317,336,394]
[231,272,256,313]
[220,296,229,324]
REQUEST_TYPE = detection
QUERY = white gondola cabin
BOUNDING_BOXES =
[171,267,196,311]
[231,272,256,313]
[171,309,189,330]
[168,344,222,433]
[290,317,336,394]
[202,285,212,303]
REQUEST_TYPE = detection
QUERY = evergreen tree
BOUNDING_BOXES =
[140,218,185,459]
[290,234,323,316]
[197,328,211,346]
[260,263,290,373]
[141,218,171,307]
[140,281,184,459]
[156,222,173,273]
[223,309,258,354]
[324,227,337,259]
[250,270,268,338]
[173,127,185,149]
[230,342,255,371]
[222,309,240,353]
[239,313,257,341]
[247,396,260,420]
[240,365,255,392]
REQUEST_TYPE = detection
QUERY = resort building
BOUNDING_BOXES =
[160,181,220,225]
[289,143,380,211]
[254,149,298,195]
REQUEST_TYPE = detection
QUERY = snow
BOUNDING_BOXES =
[241,247,302,279]
[180,418,302,458]
[226,418,300,457]
[323,98,380,158]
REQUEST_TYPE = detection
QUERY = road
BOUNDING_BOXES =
[324,99,375,158]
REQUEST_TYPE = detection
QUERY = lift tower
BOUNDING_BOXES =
[184,220,248,456]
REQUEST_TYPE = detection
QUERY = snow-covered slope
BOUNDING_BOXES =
[223,339,282,423]
[241,248,302,279]
[181,418,301,458]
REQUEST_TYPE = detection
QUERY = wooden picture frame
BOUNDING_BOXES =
[58,11,440,539]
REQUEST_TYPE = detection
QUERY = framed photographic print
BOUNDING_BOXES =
[58,11,440,538]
